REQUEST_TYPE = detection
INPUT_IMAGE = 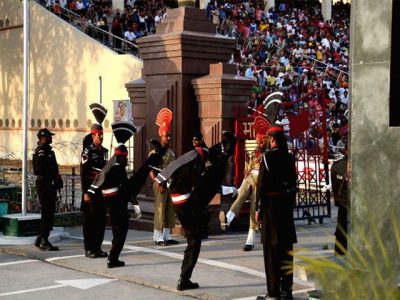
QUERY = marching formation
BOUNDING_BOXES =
[33,93,302,299]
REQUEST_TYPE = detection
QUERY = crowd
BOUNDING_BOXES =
[206,0,350,156]
[41,0,168,50]
[41,0,350,155]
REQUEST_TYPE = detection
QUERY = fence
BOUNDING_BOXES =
[0,166,81,214]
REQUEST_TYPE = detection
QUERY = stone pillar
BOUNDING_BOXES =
[321,0,332,21]
[264,0,275,12]
[192,63,254,146]
[350,0,399,284]
[112,0,124,11]
[135,7,236,159]
[192,62,254,233]
[125,76,146,169]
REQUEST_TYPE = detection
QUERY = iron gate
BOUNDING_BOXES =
[234,89,331,223]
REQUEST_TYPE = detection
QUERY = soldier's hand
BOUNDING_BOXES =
[157,183,165,193]
[83,193,91,203]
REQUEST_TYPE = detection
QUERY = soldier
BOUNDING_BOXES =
[149,108,178,245]
[33,128,63,251]
[256,124,297,300]
[331,145,348,256]
[192,132,207,148]
[155,131,237,291]
[88,122,158,268]
[80,103,108,258]
[220,116,269,251]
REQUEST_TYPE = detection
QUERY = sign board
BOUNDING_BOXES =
[113,100,133,123]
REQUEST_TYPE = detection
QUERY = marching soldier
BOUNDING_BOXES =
[149,108,178,245]
[33,128,63,251]
[88,122,159,268]
[256,124,297,300]
[80,103,108,258]
[155,131,237,291]
[220,116,269,251]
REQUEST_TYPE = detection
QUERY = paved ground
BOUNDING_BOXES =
[0,208,337,300]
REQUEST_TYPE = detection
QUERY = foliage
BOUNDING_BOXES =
[298,214,400,300]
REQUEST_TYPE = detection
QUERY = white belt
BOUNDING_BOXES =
[171,193,191,204]
[102,187,119,196]
[250,170,259,175]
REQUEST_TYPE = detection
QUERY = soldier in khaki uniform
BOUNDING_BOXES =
[149,108,178,245]
[220,116,269,251]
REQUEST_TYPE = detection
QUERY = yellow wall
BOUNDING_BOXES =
[0,0,143,165]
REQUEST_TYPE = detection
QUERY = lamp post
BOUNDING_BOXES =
[21,0,30,216]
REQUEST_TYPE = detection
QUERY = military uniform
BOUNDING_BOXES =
[256,147,297,299]
[230,153,262,231]
[80,143,108,256]
[331,156,348,255]
[155,133,237,291]
[167,155,205,286]
[88,121,147,268]
[33,129,63,251]
[95,161,130,265]
[150,148,176,239]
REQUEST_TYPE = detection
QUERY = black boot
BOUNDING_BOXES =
[177,278,200,291]
[107,259,125,268]
[96,249,108,258]
[39,239,59,251]
[34,236,42,248]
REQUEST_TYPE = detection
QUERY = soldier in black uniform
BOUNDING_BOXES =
[155,131,237,291]
[256,124,297,300]
[331,149,348,256]
[80,103,108,258]
[89,122,160,268]
[33,128,63,251]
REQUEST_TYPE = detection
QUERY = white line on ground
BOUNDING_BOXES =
[65,235,315,289]
[0,284,64,297]
[0,278,117,297]
[46,255,85,262]
[0,259,38,267]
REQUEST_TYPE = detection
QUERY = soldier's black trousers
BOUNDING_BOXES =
[82,197,106,252]
[262,242,293,297]
[36,182,57,239]
[173,202,203,281]
[335,205,348,255]
[105,200,129,262]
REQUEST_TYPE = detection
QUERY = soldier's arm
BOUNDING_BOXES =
[35,148,47,176]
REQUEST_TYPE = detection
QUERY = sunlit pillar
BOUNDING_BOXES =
[321,0,332,21]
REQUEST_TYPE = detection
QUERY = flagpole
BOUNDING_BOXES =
[22,0,30,216]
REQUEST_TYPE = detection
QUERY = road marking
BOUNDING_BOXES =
[122,244,315,288]
[46,255,85,262]
[0,259,38,266]
[0,278,117,297]
[0,284,65,297]
[65,235,315,288]
[54,279,117,290]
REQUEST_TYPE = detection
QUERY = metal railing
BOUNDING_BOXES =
[34,0,141,58]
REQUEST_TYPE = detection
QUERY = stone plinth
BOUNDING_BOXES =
[126,7,238,232]
[1,213,40,237]
[134,7,236,159]
[192,63,255,146]
[192,63,254,234]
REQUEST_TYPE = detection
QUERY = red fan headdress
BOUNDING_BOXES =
[253,116,270,142]
[156,108,173,137]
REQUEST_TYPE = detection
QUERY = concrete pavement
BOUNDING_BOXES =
[0,207,338,300]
